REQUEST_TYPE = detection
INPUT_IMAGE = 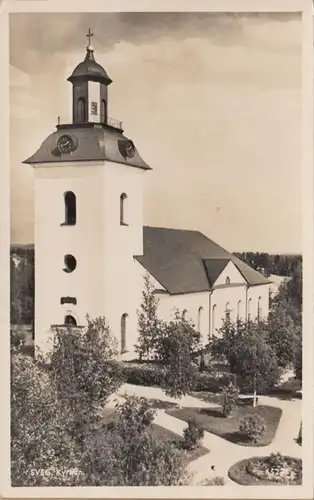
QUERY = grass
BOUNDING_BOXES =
[166,405,282,447]
[100,408,209,463]
[228,457,302,485]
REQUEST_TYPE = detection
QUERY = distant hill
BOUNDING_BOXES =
[10,244,34,325]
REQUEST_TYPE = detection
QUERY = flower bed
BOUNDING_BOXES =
[228,455,302,485]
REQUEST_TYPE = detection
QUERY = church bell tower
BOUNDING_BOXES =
[24,30,151,353]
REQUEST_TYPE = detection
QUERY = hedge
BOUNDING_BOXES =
[121,361,236,393]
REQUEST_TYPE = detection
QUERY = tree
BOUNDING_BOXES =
[135,273,162,360]
[155,310,201,401]
[11,352,80,486]
[294,342,302,381]
[46,315,125,444]
[264,307,299,369]
[212,319,281,405]
[233,331,281,405]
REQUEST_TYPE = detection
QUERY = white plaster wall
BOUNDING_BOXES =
[153,290,210,344]
[101,162,146,352]
[247,284,270,321]
[34,160,147,353]
[88,81,100,122]
[33,162,106,351]
[210,284,247,335]
[213,260,247,286]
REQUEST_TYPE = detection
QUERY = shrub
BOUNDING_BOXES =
[193,372,236,392]
[183,418,204,450]
[247,454,302,484]
[122,362,162,386]
[115,395,156,439]
[82,397,188,486]
[11,353,80,486]
[11,329,25,347]
[202,476,225,486]
[239,413,266,443]
[220,382,239,417]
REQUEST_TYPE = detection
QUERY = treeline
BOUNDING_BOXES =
[10,245,34,325]
[233,252,302,278]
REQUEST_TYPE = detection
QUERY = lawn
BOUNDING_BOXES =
[100,408,209,463]
[166,405,282,447]
[228,456,302,485]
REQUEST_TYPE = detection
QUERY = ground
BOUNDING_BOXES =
[105,371,302,486]
[165,404,282,447]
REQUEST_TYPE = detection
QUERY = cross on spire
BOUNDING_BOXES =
[86,28,94,46]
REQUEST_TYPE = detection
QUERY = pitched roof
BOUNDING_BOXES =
[135,226,269,294]
[23,124,151,170]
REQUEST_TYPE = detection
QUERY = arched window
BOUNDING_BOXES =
[225,276,231,285]
[120,193,128,225]
[225,302,231,322]
[257,297,262,321]
[212,304,217,334]
[64,191,76,225]
[64,315,77,326]
[121,313,128,353]
[197,306,203,333]
[182,309,188,321]
[237,300,242,321]
[247,298,252,322]
[77,97,86,122]
[100,99,107,123]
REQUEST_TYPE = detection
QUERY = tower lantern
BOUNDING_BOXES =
[67,29,113,125]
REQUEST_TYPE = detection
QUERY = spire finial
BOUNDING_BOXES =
[86,28,94,49]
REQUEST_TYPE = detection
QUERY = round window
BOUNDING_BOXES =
[64,254,77,273]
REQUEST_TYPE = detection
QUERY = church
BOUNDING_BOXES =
[24,32,270,355]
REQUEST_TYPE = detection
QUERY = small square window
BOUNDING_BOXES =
[91,101,98,115]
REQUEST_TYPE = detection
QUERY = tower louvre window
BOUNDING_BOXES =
[101,99,107,123]
[91,101,98,115]
[64,191,76,225]
[77,97,86,122]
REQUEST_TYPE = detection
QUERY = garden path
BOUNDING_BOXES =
[112,383,302,486]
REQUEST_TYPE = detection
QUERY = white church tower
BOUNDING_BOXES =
[24,30,151,353]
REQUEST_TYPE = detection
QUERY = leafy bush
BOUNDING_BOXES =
[183,418,204,450]
[122,362,235,393]
[221,383,239,417]
[239,413,266,443]
[11,353,80,486]
[122,362,162,386]
[193,372,236,392]
[202,476,225,486]
[247,454,302,484]
[114,395,156,439]
[82,397,189,486]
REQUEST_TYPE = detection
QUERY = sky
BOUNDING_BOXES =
[9,12,302,253]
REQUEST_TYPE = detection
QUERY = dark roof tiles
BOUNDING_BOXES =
[23,125,151,170]
[135,226,269,294]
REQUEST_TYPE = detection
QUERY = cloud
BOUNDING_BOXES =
[9,12,302,252]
